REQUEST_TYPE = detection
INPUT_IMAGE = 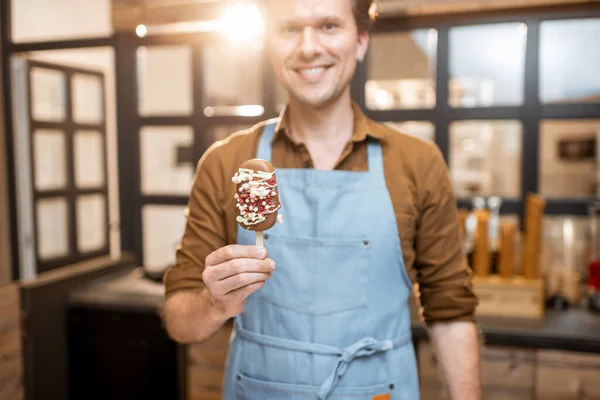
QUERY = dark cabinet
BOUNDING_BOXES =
[67,307,182,400]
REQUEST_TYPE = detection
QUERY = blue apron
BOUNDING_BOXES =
[222,121,420,399]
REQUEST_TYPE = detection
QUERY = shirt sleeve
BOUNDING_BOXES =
[163,143,228,297]
[414,143,479,324]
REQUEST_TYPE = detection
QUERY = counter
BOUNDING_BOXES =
[67,266,600,354]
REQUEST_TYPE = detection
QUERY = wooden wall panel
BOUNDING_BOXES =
[0,284,24,400]
[0,1,12,288]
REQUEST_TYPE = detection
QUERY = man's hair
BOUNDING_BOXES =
[353,0,378,32]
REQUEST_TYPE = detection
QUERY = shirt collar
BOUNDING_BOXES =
[272,101,386,144]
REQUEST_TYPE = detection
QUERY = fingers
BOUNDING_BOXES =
[227,280,266,302]
[218,272,272,295]
[207,258,275,281]
[206,245,267,267]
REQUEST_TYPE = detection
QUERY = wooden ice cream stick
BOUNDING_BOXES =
[256,231,264,248]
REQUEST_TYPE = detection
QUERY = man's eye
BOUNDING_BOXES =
[323,23,337,31]
[281,26,298,34]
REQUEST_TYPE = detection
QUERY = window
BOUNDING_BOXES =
[450,120,522,198]
[33,130,67,191]
[17,60,110,272]
[140,126,195,196]
[366,29,437,110]
[449,23,527,107]
[202,42,264,116]
[137,45,193,116]
[36,198,70,260]
[142,205,187,273]
[30,68,66,122]
[540,18,600,103]
[539,119,600,198]
[77,195,107,253]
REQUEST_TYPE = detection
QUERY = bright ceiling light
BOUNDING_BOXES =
[136,24,148,38]
[220,3,264,42]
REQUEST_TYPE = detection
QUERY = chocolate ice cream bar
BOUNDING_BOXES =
[231,159,283,245]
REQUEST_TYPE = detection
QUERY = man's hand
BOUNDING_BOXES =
[202,245,276,324]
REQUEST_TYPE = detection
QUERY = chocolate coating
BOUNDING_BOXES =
[235,159,280,231]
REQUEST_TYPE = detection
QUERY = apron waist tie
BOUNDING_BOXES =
[235,319,411,400]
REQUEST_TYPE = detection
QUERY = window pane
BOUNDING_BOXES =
[384,121,435,142]
[140,126,194,196]
[77,194,106,253]
[36,198,69,260]
[33,130,67,191]
[540,18,600,103]
[137,45,193,116]
[202,42,263,113]
[366,29,437,110]
[539,119,600,198]
[72,73,103,124]
[142,205,187,273]
[450,120,522,198]
[74,130,105,188]
[30,68,66,122]
[11,0,112,43]
[449,23,527,107]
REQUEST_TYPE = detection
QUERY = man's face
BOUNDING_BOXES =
[266,0,369,108]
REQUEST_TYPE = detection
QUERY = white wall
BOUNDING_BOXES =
[27,47,121,259]
[11,0,112,43]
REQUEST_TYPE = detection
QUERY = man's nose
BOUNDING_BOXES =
[299,28,322,58]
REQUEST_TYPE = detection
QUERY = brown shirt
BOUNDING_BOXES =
[164,102,478,325]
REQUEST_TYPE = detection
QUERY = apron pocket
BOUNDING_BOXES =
[261,233,370,316]
[235,372,391,400]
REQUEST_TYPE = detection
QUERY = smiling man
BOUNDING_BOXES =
[162,0,482,399]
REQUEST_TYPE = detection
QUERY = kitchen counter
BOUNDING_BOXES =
[67,267,600,354]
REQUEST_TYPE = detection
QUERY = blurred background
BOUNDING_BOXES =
[1,0,600,399]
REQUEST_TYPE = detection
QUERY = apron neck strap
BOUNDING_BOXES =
[257,120,277,161]
[257,121,384,179]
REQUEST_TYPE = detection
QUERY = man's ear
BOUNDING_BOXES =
[356,31,369,62]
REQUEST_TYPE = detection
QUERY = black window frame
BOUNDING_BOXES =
[3,0,600,278]
[26,59,110,273]
[355,4,600,222]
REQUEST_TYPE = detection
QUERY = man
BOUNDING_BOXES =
[163,0,481,398]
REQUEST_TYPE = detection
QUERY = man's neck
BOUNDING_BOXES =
[287,92,354,146]
[286,94,355,170]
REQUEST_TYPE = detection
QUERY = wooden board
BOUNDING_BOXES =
[418,340,536,400]
[0,284,24,400]
[536,350,600,399]
[473,275,544,319]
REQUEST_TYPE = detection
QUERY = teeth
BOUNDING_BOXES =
[300,67,325,77]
